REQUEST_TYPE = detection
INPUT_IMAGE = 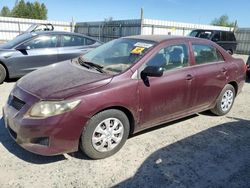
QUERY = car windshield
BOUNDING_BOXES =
[82,38,156,74]
[0,33,34,49]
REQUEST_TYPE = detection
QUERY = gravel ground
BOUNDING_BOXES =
[0,55,249,188]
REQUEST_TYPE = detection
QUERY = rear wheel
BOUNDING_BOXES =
[211,84,235,116]
[0,64,6,84]
[80,109,130,159]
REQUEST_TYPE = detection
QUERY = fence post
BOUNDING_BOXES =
[18,21,21,34]
[71,17,75,32]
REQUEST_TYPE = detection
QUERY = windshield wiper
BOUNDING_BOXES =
[78,57,105,73]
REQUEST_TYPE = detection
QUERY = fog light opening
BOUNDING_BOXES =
[32,137,50,146]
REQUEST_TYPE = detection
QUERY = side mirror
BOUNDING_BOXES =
[212,37,219,42]
[16,45,30,51]
[141,66,164,78]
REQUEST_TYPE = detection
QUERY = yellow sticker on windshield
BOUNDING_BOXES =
[131,47,145,54]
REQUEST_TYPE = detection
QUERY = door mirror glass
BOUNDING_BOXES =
[16,44,30,51]
[141,66,164,78]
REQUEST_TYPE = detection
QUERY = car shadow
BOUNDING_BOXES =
[115,117,250,188]
[199,110,218,116]
[5,78,19,83]
[0,117,66,164]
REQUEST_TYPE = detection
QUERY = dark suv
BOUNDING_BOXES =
[189,29,237,54]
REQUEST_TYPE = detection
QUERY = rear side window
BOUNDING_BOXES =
[86,38,96,45]
[192,44,224,64]
[220,32,227,41]
[61,35,96,47]
[61,35,85,47]
[220,31,236,41]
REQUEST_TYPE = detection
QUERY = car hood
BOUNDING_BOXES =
[17,60,113,99]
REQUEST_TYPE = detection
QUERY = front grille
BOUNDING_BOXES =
[8,95,25,111]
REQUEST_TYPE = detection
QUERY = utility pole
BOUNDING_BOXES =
[233,20,237,32]
[140,7,144,35]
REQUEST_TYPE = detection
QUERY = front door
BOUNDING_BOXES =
[11,34,59,76]
[138,42,195,129]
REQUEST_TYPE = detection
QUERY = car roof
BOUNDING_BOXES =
[33,31,91,37]
[124,35,195,43]
[23,31,101,43]
[191,29,233,33]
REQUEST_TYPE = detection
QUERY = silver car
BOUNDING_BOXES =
[0,31,102,83]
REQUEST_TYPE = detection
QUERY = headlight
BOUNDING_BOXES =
[28,100,81,118]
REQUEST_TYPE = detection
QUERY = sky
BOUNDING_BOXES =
[0,0,249,27]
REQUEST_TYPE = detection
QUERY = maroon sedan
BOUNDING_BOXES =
[3,35,246,159]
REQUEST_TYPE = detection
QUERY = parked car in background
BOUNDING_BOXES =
[189,29,237,55]
[0,31,102,83]
[3,35,246,159]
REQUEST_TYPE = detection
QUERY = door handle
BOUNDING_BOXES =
[186,74,193,80]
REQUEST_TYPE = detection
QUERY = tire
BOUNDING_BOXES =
[0,64,6,84]
[80,109,130,159]
[211,84,235,116]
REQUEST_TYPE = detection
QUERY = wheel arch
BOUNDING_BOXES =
[91,106,136,136]
[228,81,238,95]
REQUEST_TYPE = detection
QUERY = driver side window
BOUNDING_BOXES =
[147,44,189,71]
[23,35,57,49]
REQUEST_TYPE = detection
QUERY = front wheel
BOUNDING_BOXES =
[80,109,130,159]
[211,84,235,116]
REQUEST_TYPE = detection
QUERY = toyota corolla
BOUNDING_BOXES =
[3,35,246,159]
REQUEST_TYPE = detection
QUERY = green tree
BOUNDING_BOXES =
[211,14,235,27]
[0,6,11,17]
[0,0,48,20]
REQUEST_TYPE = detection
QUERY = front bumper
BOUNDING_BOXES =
[3,86,88,156]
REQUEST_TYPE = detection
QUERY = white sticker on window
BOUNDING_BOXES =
[134,42,153,48]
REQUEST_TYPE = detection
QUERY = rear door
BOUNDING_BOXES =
[190,43,228,111]
[11,34,59,76]
[57,34,97,62]
[138,42,196,129]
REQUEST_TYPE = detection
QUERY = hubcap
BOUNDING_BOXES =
[92,118,124,152]
[221,90,234,112]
